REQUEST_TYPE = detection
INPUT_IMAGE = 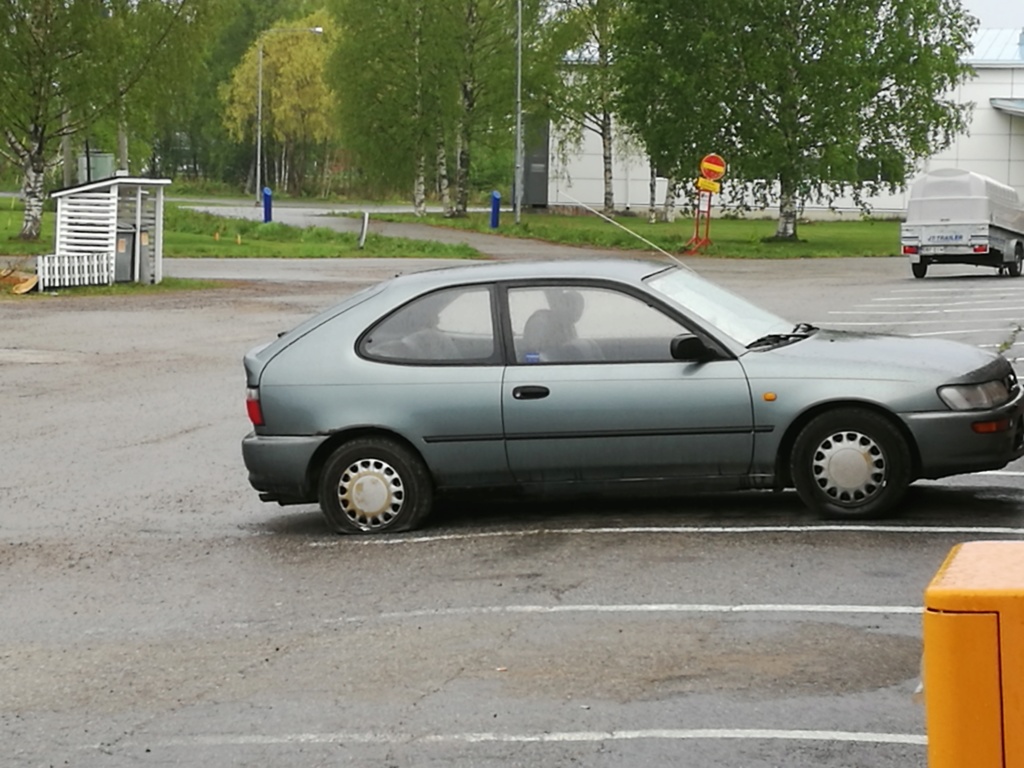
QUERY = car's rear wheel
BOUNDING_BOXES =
[318,437,433,534]
[911,262,927,279]
[790,408,911,519]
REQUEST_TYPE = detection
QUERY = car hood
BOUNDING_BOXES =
[746,329,1008,383]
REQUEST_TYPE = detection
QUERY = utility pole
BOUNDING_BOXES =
[255,26,324,204]
[514,0,524,224]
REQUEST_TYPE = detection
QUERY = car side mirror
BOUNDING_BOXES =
[671,334,716,362]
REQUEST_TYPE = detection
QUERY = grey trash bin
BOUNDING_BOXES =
[115,226,135,282]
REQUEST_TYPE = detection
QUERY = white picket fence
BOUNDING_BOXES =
[36,252,115,290]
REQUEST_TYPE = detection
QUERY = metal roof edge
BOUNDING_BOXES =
[991,98,1024,117]
[50,176,172,198]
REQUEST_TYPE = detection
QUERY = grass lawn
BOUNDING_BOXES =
[370,210,902,259]
[1,195,902,261]
[0,203,481,260]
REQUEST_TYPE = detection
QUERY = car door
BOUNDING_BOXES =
[357,283,510,487]
[501,283,755,484]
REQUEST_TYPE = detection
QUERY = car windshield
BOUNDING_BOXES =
[645,267,794,347]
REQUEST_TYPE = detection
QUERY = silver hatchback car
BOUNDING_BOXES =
[242,259,1024,533]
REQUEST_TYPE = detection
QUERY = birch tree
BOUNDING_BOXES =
[442,0,522,215]
[328,0,456,209]
[615,0,976,240]
[0,0,211,240]
[545,0,624,215]
[329,0,539,213]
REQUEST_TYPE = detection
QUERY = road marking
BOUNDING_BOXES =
[856,303,1024,311]
[816,319,1013,326]
[890,286,1024,294]
[136,728,927,748]
[871,295,1020,302]
[828,306,1024,315]
[310,523,1024,547]
[908,328,1014,336]
[334,603,923,623]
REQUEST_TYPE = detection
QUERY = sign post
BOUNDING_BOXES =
[685,153,727,254]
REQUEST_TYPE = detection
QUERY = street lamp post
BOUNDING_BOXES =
[514,0,523,224]
[255,26,324,204]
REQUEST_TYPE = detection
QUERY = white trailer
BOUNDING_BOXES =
[900,168,1024,279]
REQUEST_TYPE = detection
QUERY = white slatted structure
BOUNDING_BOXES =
[40,175,171,291]
[36,252,115,288]
[38,187,118,289]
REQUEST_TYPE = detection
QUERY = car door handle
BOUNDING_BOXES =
[512,385,550,400]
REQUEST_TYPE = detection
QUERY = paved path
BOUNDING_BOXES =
[185,203,629,261]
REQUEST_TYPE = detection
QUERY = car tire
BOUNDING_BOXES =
[911,262,927,279]
[318,437,433,534]
[790,408,912,520]
[1010,245,1024,278]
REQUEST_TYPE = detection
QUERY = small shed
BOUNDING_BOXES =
[37,173,171,290]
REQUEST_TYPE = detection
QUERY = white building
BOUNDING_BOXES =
[546,28,1024,218]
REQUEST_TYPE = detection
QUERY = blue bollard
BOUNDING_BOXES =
[490,190,501,229]
[262,187,272,223]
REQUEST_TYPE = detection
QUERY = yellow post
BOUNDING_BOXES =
[924,541,1024,767]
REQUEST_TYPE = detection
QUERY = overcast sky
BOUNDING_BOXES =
[962,0,1024,29]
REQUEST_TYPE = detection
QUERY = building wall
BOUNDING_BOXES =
[547,59,1024,219]
[547,130,668,213]
[933,65,1024,190]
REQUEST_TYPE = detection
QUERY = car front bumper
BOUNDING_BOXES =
[904,394,1024,479]
[241,432,328,503]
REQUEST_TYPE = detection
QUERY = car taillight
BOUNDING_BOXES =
[902,245,919,255]
[973,244,989,253]
[246,387,264,426]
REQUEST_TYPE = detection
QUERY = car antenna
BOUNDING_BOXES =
[560,192,695,272]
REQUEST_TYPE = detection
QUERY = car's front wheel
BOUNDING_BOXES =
[790,408,912,519]
[318,437,433,534]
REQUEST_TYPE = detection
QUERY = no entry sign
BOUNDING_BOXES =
[699,153,726,181]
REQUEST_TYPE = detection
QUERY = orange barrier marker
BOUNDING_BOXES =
[924,541,1024,767]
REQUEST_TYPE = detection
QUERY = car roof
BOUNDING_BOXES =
[389,257,674,290]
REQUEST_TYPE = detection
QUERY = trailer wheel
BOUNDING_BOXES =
[911,262,927,279]
[1010,244,1024,278]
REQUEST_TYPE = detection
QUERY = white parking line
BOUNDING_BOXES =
[134,728,927,748]
[870,296,1021,302]
[906,328,1016,336]
[309,523,1024,547]
[890,287,1024,294]
[817,319,1013,326]
[853,300,1022,308]
[334,603,923,623]
[828,306,1024,315]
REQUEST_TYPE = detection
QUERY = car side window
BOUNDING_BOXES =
[363,286,495,364]
[509,286,689,363]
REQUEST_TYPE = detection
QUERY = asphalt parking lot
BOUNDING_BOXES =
[3,249,1024,767]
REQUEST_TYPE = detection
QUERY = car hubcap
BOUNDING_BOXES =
[811,430,886,506]
[337,458,405,530]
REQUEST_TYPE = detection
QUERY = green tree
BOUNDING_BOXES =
[544,0,625,214]
[0,0,216,240]
[220,10,337,196]
[328,0,454,211]
[614,0,976,239]
[328,0,543,214]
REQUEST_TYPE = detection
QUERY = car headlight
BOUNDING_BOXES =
[938,380,1011,411]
